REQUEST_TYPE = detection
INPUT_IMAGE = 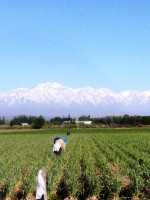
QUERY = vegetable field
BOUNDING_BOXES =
[0,129,150,200]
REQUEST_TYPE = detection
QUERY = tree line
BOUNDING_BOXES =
[1,114,150,128]
[92,115,150,126]
[49,114,150,126]
[10,115,45,129]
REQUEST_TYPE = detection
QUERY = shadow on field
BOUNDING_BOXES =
[0,184,7,200]
[77,158,93,200]
[56,179,70,199]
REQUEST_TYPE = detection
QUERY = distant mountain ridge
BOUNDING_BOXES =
[0,82,150,116]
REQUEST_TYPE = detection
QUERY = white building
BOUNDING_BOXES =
[62,121,71,125]
[21,123,29,126]
[75,121,92,125]
[62,120,92,125]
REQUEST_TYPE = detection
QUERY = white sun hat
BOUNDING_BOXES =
[53,142,61,152]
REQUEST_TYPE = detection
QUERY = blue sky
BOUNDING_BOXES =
[0,0,150,92]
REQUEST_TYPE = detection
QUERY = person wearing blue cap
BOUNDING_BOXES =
[53,136,67,154]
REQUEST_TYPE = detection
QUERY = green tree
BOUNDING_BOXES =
[32,116,46,129]
[50,117,63,125]
[0,116,5,125]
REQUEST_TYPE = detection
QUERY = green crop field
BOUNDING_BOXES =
[0,128,150,200]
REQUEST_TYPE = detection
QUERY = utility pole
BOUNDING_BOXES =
[76,117,79,129]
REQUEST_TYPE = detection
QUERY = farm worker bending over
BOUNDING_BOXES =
[53,136,67,155]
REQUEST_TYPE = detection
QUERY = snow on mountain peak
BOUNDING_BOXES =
[0,82,150,109]
[36,82,64,90]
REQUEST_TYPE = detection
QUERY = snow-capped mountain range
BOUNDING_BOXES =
[0,82,149,116]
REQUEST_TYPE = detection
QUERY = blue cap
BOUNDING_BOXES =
[55,136,60,140]
[61,137,67,143]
